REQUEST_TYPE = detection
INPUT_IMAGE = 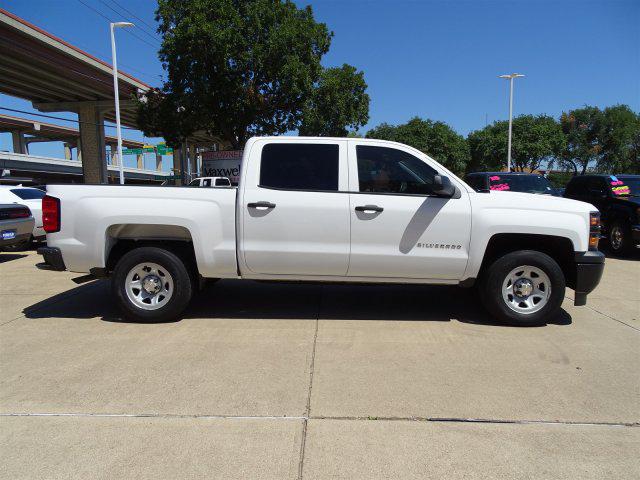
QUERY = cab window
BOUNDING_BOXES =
[260,143,339,191]
[356,145,437,195]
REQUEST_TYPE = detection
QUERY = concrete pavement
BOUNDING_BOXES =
[1,251,638,479]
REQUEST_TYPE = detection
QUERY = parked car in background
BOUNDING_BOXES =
[564,174,640,256]
[188,177,232,188]
[0,186,46,242]
[0,204,34,250]
[465,172,557,195]
[37,137,604,327]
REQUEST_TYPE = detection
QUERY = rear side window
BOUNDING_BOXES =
[566,177,587,196]
[10,188,45,200]
[260,143,339,191]
[465,175,488,191]
[356,145,437,195]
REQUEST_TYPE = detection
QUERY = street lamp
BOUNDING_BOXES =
[498,73,525,172]
[110,21,135,185]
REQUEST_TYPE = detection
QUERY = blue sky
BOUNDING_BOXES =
[0,0,638,165]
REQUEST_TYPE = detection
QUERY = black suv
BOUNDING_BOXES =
[465,172,557,195]
[564,174,640,256]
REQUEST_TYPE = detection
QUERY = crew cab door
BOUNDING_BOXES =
[240,140,350,276]
[347,142,471,280]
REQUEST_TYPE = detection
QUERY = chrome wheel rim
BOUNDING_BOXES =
[125,262,174,311]
[610,225,623,250]
[502,265,551,315]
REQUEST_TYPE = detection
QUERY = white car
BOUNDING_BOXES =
[188,177,232,187]
[0,185,45,240]
[37,136,605,326]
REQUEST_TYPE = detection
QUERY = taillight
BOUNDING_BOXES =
[588,212,601,251]
[42,195,60,233]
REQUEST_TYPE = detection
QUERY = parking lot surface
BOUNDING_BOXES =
[1,250,639,479]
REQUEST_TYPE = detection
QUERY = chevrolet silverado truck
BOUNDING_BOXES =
[37,137,605,326]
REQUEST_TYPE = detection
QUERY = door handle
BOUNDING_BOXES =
[355,204,383,213]
[248,201,276,209]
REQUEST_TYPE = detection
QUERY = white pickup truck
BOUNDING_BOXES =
[37,137,605,326]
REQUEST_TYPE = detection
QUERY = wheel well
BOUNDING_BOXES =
[106,230,198,277]
[479,233,575,283]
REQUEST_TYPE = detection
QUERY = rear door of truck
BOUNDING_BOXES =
[240,138,350,276]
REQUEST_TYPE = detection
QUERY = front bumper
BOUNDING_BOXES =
[573,251,605,306]
[36,246,66,271]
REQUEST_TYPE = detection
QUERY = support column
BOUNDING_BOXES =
[11,131,28,154]
[107,143,118,166]
[77,104,107,184]
[63,143,73,160]
[136,153,144,169]
[172,146,185,185]
[155,151,163,172]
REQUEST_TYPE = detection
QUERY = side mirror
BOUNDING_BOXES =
[433,175,456,197]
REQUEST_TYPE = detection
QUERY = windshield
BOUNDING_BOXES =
[10,188,46,200]
[610,176,640,197]
[489,174,553,194]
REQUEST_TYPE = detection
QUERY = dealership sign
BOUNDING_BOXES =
[201,150,243,184]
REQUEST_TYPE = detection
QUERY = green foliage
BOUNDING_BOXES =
[559,105,640,174]
[467,123,506,172]
[299,64,370,137]
[559,106,604,174]
[366,117,469,175]
[598,105,640,174]
[138,0,333,148]
[467,115,565,173]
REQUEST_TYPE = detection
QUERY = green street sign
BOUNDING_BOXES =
[123,148,143,155]
[156,145,174,155]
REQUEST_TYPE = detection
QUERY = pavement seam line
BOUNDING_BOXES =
[298,286,321,480]
[564,295,639,332]
[0,413,305,420]
[310,415,639,427]
[1,413,637,428]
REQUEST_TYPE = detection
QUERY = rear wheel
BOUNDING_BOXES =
[112,247,193,322]
[480,250,565,326]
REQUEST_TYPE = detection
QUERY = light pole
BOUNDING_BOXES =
[498,73,524,172]
[110,21,135,185]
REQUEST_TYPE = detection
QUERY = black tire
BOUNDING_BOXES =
[111,247,193,322]
[480,250,566,327]
[607,220,633,256]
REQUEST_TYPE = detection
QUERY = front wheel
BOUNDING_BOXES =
[608,220,633,256]
[480,250,565,326]
[112,247,193,322]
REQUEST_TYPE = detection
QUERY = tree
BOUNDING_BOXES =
[366,117,469,174]
[138,0,333,148]
[299,64,369,137]
[597,105,640,174]
[467,123,506,172]
[559,106,604,174]
[467,115,565,173]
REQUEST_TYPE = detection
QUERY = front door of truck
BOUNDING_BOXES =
[347,142,471,280]
[241,140,350,276]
